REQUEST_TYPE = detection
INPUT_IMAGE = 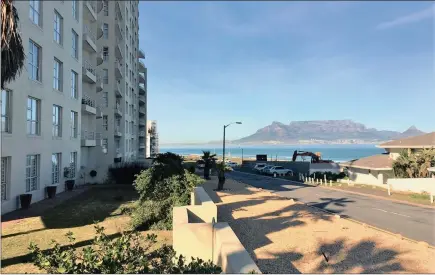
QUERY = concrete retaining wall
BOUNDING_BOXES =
[388,178,435,194]
[173,186,261,273]
[242,160,310,174]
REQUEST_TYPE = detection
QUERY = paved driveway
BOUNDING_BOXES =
[228,171,435,246]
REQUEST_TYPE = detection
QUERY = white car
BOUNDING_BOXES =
[260,165,274,174]
[226,162,238,168]
[266,166,293,177]
[253,163,267,172]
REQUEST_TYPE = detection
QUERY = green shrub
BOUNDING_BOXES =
[28,225,221,274]
[310,171,346,182]
[187,165,196,174]
[108,161,149,185]
[131,153,204,230]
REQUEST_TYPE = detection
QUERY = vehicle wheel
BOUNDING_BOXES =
[274,173,277,177]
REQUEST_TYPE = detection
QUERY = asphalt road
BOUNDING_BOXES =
[228,171,435,246]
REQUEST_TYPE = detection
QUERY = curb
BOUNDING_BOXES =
[232,170,435,209]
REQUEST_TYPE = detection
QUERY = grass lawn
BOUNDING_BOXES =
[1,186,172,274]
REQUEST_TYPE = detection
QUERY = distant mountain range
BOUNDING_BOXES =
[229,120,426,145]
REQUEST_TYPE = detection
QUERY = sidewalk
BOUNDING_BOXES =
[201,177,435,274]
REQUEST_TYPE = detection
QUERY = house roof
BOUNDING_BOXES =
[339,154,393,171]
[377,132,435,149]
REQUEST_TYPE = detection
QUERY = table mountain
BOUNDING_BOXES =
[234,120,426,144]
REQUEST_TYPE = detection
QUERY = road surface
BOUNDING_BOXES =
[228,171,435,246]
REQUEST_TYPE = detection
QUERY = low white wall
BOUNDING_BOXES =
[388,178,435,194]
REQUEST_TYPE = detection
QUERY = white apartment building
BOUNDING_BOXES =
[0,0,145,214]
[146,120,159,158]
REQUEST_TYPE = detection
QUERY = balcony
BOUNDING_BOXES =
[116,147,122,158]
[139,83,145,94]
[83,25,97,53]
[138,72,145,84]
[139,144,145,149]
[115,37,124,60]
[115,16,124,40]
[97,23,104,40]
[114,126,122,137]
[139,107,146,115]
[115,60,123,79]
[138,48,145,59]
[96,74,103,92]
[97,51,104,66]
[138,60,146,73]
[96,0,104,13]
[139,120,146,126]
[115,81,123,98]
[114,104,122,117]
[84,0,97,22]
[81,94,97,115]
[96,105,103,119]
[115,1,124,21]
[81,130,96,147]
[82,61,97,83]
[139,95,146,105]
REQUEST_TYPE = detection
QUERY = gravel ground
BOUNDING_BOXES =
[201,177,435,274]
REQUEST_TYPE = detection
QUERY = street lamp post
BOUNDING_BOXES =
[223,122,242,165]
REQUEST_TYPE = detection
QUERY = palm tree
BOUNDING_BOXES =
[393,148,435,178]
[201,150,216,180]
[216,161,232,191]
[1,0,25,89]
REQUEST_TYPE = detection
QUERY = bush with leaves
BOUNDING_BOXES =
[131,152,204,230]
[393,148,435,178]
[310,171,346,182]
[29,225,221,274]
[108,161,149,185]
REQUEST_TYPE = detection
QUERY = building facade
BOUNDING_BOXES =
[146,120,159,158]
[1,0,146,214]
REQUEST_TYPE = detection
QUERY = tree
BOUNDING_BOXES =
[393,148,435,178]
[216,161,232,191]
[1,0,25,89]
[201,151,216,180]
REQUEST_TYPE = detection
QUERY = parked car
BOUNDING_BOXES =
[227,162,239,168]
[260,165,274,174]
[266,166,293,177]
[196,159,205,169]
[253,163,267,172]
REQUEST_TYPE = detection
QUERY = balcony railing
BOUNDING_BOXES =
[83,24,96,44]
[83,60,96,76]
[86,0,97,14]
[82,93,96,107]
[81,130,95,140]
[139,107,145,113]
[139,131,145,137]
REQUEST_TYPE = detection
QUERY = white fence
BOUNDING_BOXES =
[387,178,435,194]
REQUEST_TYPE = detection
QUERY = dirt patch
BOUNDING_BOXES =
[201,177,435,273]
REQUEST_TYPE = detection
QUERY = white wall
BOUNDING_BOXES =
[388,178,435,194]
[347,168,394,186]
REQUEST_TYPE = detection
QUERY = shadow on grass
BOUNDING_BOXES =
[0,232,122,268]
[40,187,138,229]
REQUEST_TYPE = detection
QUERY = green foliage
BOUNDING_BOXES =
[187,165,196,174]
[28,225,221,274]
[310,171,346,181]
[108,162,149,185]
[131,152,204,230]
[393,148,435,178]
[201,151,216,179]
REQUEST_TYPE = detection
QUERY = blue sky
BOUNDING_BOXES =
[138,1,434,144]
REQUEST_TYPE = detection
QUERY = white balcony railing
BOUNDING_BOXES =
[115,103,122,112]
[83,24,96,43]
[81,130,95,140]
[82,93,96,107]
[83,60,96,76]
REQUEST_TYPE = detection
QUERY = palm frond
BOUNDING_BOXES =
[1,0,25,89]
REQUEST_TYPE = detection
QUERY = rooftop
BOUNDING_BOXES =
[377,132,435,149]
[340,154,393,171]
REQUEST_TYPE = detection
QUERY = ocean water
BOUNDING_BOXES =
[160,144,386,163]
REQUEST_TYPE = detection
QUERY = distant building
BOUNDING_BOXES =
[340,132,435,185]
[146,120,159,158]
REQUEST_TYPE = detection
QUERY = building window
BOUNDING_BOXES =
[70,111,78,138]
[29,0,41,26]
[103,47,109,62]
[72,0,78,20]
[102,115,108,130]
[26,154,40,192]
[1,89,12,133]
[28,40,41,81]
[27,97,40,135]
[103,0,108,16]
[69,152,77,178]
[103,69,108,84]
[125,101,128,112]
[103,92,108,107]
[51,153,61,185]
[52,105,62,137]
[71,30,78,59]
[71,70,78,99]
[53,58,63,91]
[103,23,109,39]
[125,120,128,133]
[54,10,63,44]
[102,139,108,153]
[1,157,11,201]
